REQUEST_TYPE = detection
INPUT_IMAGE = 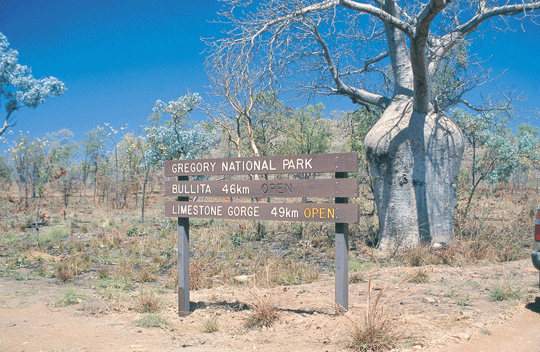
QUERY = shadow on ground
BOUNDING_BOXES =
[525,297,540,314]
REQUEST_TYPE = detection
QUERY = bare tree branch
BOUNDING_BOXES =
[311,24,391,107]
[210,0,540,117]
[340,0,415,36]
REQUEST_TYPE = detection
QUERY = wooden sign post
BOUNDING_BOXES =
[164,153,359,315]
[335,171,349,311]
[176,175,190,316]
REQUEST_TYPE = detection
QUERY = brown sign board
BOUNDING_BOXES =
[164,178,359,198]
[165,201,359,223]
[164,153,358,177]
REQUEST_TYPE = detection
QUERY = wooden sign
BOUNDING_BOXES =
[164,152,358,176]
[164,178,359,198]
[166,152,359,316]
[165,201,359,223]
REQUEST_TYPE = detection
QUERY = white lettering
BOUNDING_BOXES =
[283,159,293,170]
[227,205,260,218]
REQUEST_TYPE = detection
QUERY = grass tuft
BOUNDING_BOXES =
[136,286,163,313]
[403,268,429,284]
[200,316,219,333]
[348,280,397,352]
[490,282,523,302]
[245,287,279,329]
[134,313,173,330]
[54,286,87,307]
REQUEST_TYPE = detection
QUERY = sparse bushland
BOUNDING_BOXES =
[0,183,536,288]
[0,167,539,350]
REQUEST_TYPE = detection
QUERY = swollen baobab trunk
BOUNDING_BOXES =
[365,96,464,251]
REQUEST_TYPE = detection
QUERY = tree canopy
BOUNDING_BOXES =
[210,0,540,114]
[0,33,66,138]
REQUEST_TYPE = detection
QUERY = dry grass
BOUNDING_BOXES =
[403,268,429,284]
[348,280,398,352]
[200,316,219,333]
[0,182,537,351]
[490,281,524,302]
[245,287,279,329]
[135,286,163,313]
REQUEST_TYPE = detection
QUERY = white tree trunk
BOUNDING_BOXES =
[365,96,464,251]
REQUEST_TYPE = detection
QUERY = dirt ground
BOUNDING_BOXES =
[2,259,540,352]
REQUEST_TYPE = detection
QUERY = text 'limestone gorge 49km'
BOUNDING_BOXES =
[164,153,359,176]
[165,202,359,223]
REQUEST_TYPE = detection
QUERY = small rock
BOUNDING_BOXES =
[454,333,471,341]
[423,296,437,304]
[233,275,254,283]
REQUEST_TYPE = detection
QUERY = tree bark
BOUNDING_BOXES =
[365,96,464,251]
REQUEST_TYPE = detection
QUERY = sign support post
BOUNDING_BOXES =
[177,175,190,316]
[334,171,349,311]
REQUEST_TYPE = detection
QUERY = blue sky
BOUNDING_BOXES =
[1,0,224,142]
[1,0,539,149]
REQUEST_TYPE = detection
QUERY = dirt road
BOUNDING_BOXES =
[2,260,540,351]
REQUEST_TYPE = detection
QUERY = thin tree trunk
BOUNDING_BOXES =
[35,194,42,245]
[141,167,151,225]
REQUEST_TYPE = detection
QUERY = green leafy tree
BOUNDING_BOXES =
[142,94,219,223]
[453,109,540,218]
[11,135,46,205]
[46,129,78,213]
[103,123,128,209]
[0,33,66,138]
[81,128,106,198]
[278,104,332,179]
[279,104,331,155]
[117,132,146,211]
[511,123,540,199]
[144,93,217,164]
[251,91,289,156]
[339,107,381,178]
[0,155,12,188]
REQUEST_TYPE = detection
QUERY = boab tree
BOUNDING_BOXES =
[210,0,540,250]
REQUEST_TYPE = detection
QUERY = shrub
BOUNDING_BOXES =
[403,268,429,284]
[55,262,75,282]
[126,225,138,237]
